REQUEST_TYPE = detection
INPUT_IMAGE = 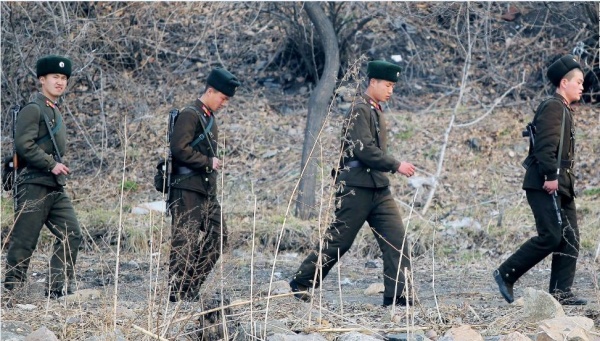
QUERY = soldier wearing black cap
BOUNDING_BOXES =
[290,60,417,307]
[168,67,240,302]
[3,55,82,298]
[494,55,587,306]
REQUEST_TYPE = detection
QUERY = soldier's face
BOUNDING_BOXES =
[369,79,395,102]
[205,88,230,111]
[561,69,584,103]
[40,73,68,100]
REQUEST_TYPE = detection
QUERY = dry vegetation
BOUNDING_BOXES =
[1,2,599,340]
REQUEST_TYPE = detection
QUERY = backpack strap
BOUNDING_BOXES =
[181,106,214,149]
[24,102,62,145]
[181,106,216,154]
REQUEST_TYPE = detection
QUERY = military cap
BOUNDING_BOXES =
[547,54,581,87]
[207,67,241,97]
[36,55,72,79]
[367,60,402,83]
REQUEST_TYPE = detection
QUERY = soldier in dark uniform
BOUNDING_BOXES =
[168,68,240,302]
[289,60,416,307]
[3,55,82,298]
[494,55,587,306]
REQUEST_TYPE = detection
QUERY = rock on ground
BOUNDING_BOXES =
[24,326,59,341]
[267,333,328,341]
[439,325,484,341]
[337,331,382,340]
[523,287,565,323]
[1,320,32,341]
[536,316,596,341]
[363,283,385,296]
[498,331,532,341]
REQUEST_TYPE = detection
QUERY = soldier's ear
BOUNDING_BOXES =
[559,77,568,89]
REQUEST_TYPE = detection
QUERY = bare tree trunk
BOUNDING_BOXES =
[295,2,340,219]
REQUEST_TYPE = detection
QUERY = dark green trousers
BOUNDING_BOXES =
[4,184,81,292]
[293,186,411,298]
[498,190,579,293]
[168,188,228,298]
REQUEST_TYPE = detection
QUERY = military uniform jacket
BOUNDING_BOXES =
[16,93,67,187]
[337,94,400,188]
[523,94,575,197]
[170,99,219,196]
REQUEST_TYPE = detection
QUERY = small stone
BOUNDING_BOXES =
[439,325,483,341]
[24,326,59,341]
[498,331,531,341]
[15,304,37,311]
[425,329,438,340]
[363,283,385,296]
[337,331,380,341]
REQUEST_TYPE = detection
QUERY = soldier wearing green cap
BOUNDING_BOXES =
[167,67,240,302]
[289,60,416,307]
[493,54,587,306]
[3,55,82,298]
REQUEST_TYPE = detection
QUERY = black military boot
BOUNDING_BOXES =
[383,295,413,307]
[45,289,65,299]
[493,269,514,303]
[289,279,311,302]
[551,290,587,306]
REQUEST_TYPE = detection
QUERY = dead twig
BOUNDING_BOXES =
[132,324,170,341]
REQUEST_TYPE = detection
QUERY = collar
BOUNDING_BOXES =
[553,93,572,111]
[37,92,59,109]
[195,98,213,117]
[362,94,381,111]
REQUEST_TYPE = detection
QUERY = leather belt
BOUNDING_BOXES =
[345,160,364,168]
[560,159,574,169]
[174,166,213,175]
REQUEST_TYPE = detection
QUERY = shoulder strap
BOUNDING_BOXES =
[181,106,216,155]
[41,110,62,163]
[25,102,62,145]
[348,101,381,147]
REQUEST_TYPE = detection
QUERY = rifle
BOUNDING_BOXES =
[11,105,20,212]
[165,108,179,215]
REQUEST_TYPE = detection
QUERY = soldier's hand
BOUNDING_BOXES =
[543,180,558,194]
[51,163,70,175]
[398,162,415,177]
[211,157,221,171]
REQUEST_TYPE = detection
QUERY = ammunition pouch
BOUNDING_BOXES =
[154,158,167,193]
[560,159,574,169]
[2,156,14,191]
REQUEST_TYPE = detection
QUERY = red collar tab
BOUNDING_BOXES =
[367,98,381,111]
[201,104,212,117]
[45,100,56,109]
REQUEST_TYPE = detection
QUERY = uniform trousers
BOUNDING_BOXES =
[293,186,411,298]
[4,183,81,292]
[168,187,227,298]
[498,190,579,293]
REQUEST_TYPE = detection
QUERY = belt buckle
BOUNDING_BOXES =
[570,160,574,169]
